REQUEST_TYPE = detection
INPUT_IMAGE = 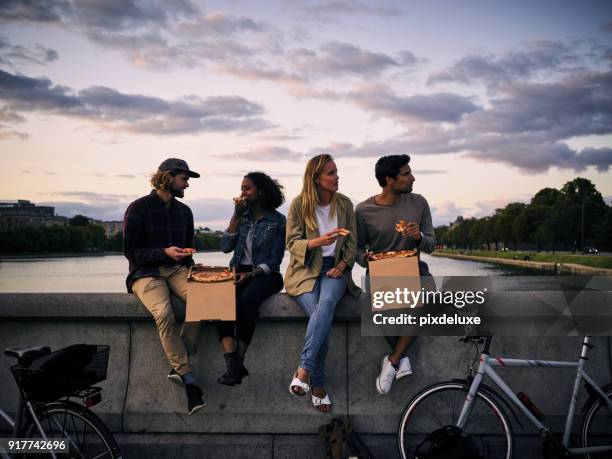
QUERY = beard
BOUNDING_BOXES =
[170,186,184,198]
[396,183,413,194]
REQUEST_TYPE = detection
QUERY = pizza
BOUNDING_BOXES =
[395,219,413,234]
[370,249,418,261]
[336,228,351,237]
[190,270,235,283]
[233,196,246,205]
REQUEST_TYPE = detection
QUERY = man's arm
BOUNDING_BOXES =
[417,199,436,254]
[184,208,195,266]
[123,202,167,266]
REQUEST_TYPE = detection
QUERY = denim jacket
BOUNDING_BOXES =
[220,209,286,274]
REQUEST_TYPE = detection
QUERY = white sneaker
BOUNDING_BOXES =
[396,356,413,380]
[375,355,398,395]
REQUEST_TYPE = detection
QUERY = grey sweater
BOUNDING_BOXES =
[355,193,435,267]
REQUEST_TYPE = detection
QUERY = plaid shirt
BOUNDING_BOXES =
[123,190,195,292]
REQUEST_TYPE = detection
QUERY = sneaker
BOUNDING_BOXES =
[376,355,398,395]
[396,356,413,380]
[167,369,183,385]
[185,384,206,415]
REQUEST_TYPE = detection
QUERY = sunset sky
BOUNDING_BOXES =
[1,0,611,229]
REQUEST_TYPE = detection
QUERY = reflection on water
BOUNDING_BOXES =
[0,252,539,293]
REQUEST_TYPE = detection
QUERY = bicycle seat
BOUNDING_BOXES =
[5,345,51,360]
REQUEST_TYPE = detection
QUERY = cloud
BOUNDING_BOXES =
[462,71,612,139]
[0,106,27,140]
[291,42,404,78]
[0,129,27,140]
[217,171,302,179]
[0,36,59,69]
[472,197,529,218]
[0,0,198,28]
[224,145,305,162]
[600,21,612,33]
[427,39,603,88]
[430,201,471,225]
[330,68,612,173]
[175,11,265,36]
[295,1,403,24]
[0,0,68,23]
[0,69,273,135]
[0,0,420,97]
[348,84,480,123]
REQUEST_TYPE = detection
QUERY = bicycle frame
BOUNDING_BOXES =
[456,336,612,455]
[0,393,59,459]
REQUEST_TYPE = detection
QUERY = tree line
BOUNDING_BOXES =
[0,215,223,254]
[435,178,612,252]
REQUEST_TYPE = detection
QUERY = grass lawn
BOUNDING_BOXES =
[436,249,612,270]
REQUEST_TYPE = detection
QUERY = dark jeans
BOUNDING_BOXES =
[217,265,283,345]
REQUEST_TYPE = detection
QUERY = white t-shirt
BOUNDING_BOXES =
[316,204,337,257]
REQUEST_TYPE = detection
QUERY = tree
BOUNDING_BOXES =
[561,178,606,249]
[595,206,612,251]
[495,203,526,250]
[69,215,90,227]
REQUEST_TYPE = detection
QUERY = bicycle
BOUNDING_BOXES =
[398,336,612,459]
[0,343,122,458]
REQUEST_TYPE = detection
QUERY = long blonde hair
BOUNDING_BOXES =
[300,154,338,231]
[150,170,174,191]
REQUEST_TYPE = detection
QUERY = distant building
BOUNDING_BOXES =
[0,200,67,229]
[95,220,123,238]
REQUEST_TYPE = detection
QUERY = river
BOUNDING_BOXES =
[0,252,529,293]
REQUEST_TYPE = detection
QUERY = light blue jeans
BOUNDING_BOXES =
[295,257,347,388]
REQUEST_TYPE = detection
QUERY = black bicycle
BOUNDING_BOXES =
[1,344,122,458]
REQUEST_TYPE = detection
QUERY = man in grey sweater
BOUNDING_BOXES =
[356,154,435,395]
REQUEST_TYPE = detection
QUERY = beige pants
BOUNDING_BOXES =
[132,265,201,375]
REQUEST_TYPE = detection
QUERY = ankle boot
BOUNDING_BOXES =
[218,352,242,386]
[239,355,249,378]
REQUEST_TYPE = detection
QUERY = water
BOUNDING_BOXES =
[0,252,522,293]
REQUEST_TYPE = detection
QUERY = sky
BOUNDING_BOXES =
[0,0,611,229]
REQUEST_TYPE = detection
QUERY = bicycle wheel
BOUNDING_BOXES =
[23,400,121,459]
[581,384,612,459]
[398,382,513,459]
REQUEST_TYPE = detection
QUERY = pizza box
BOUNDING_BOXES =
[368,253,421,311]
[186,266,236,322]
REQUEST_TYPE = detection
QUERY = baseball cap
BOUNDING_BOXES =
[158,158,200,178]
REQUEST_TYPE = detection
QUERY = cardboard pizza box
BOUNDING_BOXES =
[368,254,421,311]
[186,266,236,322]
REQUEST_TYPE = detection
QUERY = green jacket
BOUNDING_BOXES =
[284,192,361,298]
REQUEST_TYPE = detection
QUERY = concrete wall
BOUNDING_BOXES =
[1,293,611,458]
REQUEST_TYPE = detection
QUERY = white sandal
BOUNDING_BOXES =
[289,372,310,396]
[311,392,332,412]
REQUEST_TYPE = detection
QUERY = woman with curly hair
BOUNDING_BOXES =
[285,154,360,413]
[218,172,286,385]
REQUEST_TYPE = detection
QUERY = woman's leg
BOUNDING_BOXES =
[290,280,321,393]
[235,273,284,349]
[308,274,346,388]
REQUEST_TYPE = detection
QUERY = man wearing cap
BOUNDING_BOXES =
[123,158,205,414]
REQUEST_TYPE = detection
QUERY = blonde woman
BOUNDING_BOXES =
[285,154,361,413]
